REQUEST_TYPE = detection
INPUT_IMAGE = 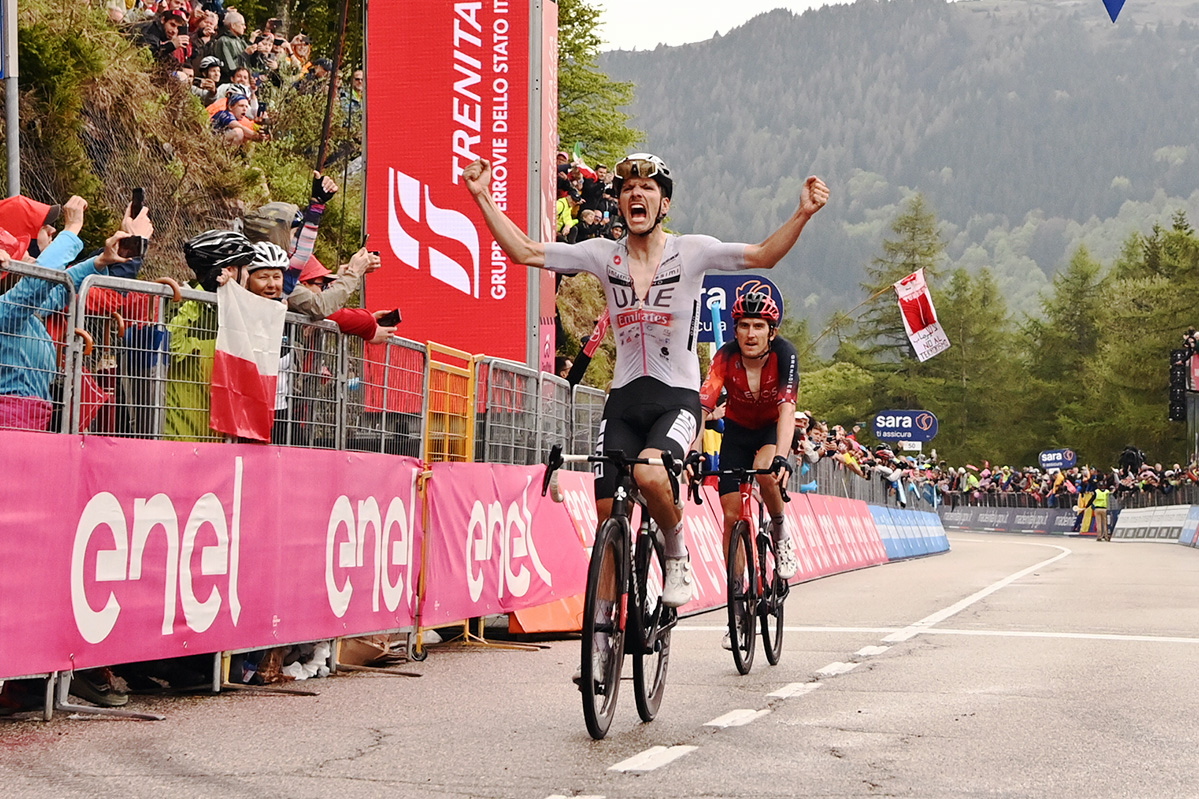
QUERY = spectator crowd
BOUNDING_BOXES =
[782,412,1199,509]
[108,1,361,146]
[555,153,624,243]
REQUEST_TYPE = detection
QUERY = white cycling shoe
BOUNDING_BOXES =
[662,555,694,608]
[774,537,799,580]
[572,643,611,690]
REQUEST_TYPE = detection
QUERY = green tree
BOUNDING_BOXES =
[921,268,1035,464]
[857,194,946,360]
[558,0,642,166]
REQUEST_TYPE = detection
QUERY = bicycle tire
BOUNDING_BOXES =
[632,526,672,722]
[727,520,757,675]
[581,518,627,740]
[758,527,785,666]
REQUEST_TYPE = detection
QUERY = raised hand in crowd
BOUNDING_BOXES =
[122,202,154,240]
[369,309,399,344]
[312,172,338,204]
[95,230,134,270]
[61,195,88,237]
[344,248,381,276]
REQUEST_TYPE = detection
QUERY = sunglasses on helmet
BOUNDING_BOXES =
[614,158,664,181]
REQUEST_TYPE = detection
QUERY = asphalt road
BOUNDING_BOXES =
[5,533,1199,799]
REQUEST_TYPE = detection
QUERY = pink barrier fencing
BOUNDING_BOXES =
[0,432,896,679]
[0,432,423,680]
[421,463,589,626]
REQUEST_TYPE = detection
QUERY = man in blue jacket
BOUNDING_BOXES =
[0,196,140,431]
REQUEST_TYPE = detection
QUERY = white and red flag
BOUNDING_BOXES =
[894,268,950,362]
[211,281,287,442]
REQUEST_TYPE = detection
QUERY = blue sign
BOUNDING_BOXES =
[1038,448,1077,470]
[698,274,783,344]
[872,409,938,442]
[1103,0,1126,23]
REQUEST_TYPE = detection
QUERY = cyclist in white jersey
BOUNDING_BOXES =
[464,154,827,607]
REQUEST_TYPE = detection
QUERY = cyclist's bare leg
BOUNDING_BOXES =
[633,448,684,557]
[752,444,790,543]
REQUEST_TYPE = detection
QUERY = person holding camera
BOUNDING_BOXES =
[141,9,193,65]
[0,196,150,433]
[212,10,254,78]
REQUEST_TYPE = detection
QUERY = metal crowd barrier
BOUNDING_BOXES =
[571,384,605,462]
[425,343,475,463]
[344,336,428,458]
[0,261,82,435]
[475,357,540,465]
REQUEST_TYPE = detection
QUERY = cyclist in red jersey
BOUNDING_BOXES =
[696,292,801,618]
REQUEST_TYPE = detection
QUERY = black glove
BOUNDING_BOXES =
[771,455,793,481]
[311,174,338,204]
[684,450,704,476]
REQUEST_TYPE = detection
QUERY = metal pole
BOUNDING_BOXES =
[4,0,18,196]
[315,0,352,173]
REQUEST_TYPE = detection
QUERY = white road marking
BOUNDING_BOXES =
[816,661,858,676]
[704,708,772,728]
[925,628,1199,644]
[883,544,1072,642]
[609,745,698,773]
[768,681,823,698]
[855,645,890,657]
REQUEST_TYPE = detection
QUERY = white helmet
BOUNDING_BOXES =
[248,241,289,272]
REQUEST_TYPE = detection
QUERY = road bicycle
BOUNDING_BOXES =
[543,445,680,740]
[689,464,790,675]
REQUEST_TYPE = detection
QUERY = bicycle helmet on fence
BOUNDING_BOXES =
[183,229,256,291]
[731,291,781,327]
[611,153,673,199]
[248,241,290,272]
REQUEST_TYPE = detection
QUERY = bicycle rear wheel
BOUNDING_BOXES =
[632,526,672,722]
[758,527,785,666]
[727,520,757,675]
[581,518,628,740]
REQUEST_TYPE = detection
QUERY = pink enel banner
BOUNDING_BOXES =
[539,472,890,620]
[0,432,422,680]
[421,463,589,626]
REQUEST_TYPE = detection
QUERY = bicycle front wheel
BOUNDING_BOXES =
[758,527,785,666]
[581,518,628,740]
[632,526,672,722]
[727,520,757,675]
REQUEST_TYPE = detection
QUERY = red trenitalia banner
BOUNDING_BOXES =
[367,1,542,362]
[0,433,423,679]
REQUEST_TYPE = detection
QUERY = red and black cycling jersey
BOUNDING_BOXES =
[699,336,799,430]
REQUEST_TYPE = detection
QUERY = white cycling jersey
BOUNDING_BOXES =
[545,234,748,390]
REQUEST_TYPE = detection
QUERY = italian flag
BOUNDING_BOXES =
[211,281,287,442]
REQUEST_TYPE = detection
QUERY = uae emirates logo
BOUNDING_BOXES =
[388,167,480,298]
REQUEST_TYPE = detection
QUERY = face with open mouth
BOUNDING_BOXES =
[618,176,669,236]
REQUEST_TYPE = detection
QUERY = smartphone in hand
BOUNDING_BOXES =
[116,235,148,259]
[376,309,401,327]
[130,188,144,219]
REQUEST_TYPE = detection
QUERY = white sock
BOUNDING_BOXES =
[770,514,789,545]
[664,521,687,559]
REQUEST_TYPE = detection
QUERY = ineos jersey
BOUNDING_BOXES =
[699,337,800,430]
[544,235,747,390]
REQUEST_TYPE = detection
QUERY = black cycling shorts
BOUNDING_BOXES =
[717,418,778,495]
[593,377,701,500]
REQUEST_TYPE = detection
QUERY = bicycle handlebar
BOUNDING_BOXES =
[541,444,682,507]
[686,466,791,506]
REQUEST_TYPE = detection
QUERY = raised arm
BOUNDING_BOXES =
[463,158,547,268]
[743,176,829,271]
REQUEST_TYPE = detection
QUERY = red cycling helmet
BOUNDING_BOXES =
[731,291,781,327]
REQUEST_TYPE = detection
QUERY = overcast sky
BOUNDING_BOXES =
[594,1,853,51]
